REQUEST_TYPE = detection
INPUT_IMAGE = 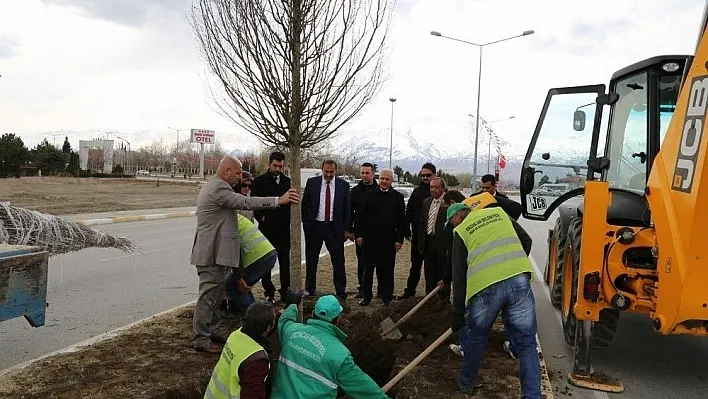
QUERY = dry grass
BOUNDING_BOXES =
[0,177,199,215]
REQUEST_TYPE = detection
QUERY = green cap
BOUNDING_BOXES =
[446,203,468,225]
[314,295,344,322]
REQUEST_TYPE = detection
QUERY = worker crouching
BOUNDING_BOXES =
[447,193,541,399]
[224,214,278,313]
[204,301,277,399]
[271,295,391,399]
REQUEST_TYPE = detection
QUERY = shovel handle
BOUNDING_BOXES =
[383,327,453,392]
[381,285,441,336]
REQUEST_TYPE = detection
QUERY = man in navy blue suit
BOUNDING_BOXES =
[301,159,351,299]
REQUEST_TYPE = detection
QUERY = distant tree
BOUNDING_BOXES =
[540,175,550,186]
[0,133,30,165]
[31,139,66,174]
[403,170,412,183]
[66,152,80,175]
[393,165,404,178]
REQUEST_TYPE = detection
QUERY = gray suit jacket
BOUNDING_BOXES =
[190,175,279,268]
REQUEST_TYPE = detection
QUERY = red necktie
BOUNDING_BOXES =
[325,181,331,222]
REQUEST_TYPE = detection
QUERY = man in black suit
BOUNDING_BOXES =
[417,176,447,295]
[301,159,351,299]
[348,162,379,298]
[471,174,522,220]
[252,151,291,303]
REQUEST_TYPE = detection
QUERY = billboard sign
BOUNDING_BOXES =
[190,129,215,144]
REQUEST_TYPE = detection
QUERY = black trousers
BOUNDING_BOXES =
[355,243,366,293]
[304,222,347,297]
[404,225,425,296]
[260,231,291,298]
[422,235,443,294]
[362,245,396,301]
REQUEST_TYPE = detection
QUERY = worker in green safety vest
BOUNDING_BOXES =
[203,301,277,399]
[224,213,279,313]
[446,193,541,399]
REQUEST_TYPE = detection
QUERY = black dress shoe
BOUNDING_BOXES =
[396,292,414,300]
[358,298,371,306]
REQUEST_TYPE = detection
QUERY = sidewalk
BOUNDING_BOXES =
[61,206,197,226]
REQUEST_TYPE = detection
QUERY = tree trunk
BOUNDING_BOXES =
[289,0,304,321]
[288,144,302,293]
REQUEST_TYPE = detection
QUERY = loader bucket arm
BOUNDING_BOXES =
[646,8,708,334]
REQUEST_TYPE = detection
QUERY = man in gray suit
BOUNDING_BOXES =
[190,155,299,353]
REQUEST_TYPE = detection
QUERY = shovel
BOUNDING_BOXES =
[380,285,441,340]
[383,327,453,392]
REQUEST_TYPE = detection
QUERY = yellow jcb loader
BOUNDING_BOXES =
[519,6,708,393]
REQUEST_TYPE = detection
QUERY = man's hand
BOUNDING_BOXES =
[286,287,305,306]
[452,313,466,332]
[278,188,300,205]
[356,237,364,247]
[437,280,448,291]
[394,242,402,252]
[237,278,251,293]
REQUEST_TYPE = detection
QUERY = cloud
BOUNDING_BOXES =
[0,37,18,59]
[0,0,705,165]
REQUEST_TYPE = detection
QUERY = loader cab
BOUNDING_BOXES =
[520,55,689,222]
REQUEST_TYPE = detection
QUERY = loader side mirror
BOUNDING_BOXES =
[573,110,586,131]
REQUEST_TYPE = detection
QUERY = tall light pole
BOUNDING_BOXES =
[486,116,514,173]
[431,29,534,191]
[167,127,181,151]
[389,98,396,169]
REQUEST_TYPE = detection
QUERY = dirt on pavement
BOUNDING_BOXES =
[0,237,547,398]
[0,177,199,215]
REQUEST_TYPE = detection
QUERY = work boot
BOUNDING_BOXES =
[195,341,223,354]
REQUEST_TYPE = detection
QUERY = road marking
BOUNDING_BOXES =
[100,244,184,262]
[530,255,610,399]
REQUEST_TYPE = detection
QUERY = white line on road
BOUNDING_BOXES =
[530,255,610,399]
[100,244,185,262]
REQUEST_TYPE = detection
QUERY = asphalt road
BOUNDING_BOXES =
[0,217,332,371]
[512,197,708,399]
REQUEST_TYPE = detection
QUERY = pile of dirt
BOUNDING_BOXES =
[299,295,523,399]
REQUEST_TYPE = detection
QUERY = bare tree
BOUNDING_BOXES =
[191,0,393,294]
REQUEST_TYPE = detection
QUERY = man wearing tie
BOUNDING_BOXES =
[301,160,351,300]
[418,176,447,295]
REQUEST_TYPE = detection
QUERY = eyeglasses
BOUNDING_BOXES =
[242,184,253,188]
[421,173,432,178]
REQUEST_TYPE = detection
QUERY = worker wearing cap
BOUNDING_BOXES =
[271,295,390,399]
[447,193,540,398]
[223,214,279,313]
[203,301,276,399]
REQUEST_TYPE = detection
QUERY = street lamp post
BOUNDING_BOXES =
[431,29,534,192]
[167,127,181,151]
[486,116,514,173]
[389,98,396,169]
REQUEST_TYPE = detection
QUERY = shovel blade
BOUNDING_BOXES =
[380,317,402,340]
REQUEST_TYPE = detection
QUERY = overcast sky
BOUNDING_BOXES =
[0,0,704,157]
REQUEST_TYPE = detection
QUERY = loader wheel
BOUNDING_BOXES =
[562,217,620,350]
[547,217,566,309]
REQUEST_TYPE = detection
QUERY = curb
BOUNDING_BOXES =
[537,334,555,399]
[74,210,196,226]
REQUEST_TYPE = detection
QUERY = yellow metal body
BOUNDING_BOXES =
[569,24,708,336]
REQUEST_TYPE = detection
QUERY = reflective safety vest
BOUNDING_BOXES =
[204,328,267,399]
[453,207,534,304]
[237,214,275,269]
